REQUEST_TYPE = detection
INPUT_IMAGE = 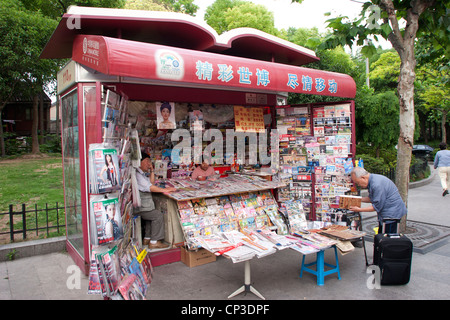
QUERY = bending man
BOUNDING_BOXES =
[349,167,407,234]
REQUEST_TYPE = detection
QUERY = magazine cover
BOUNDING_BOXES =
[118,274,145,300]
[154,160,168,179]
[96,245,121,295]
[89,194,123,246]
[101,90,121,140]
[189,109,204,131]
[89,144,121,194]
[87,251,103,295]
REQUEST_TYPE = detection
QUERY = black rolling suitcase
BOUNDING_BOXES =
[373,221,413,285]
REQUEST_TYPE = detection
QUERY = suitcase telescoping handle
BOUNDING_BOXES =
[381,219,401,237]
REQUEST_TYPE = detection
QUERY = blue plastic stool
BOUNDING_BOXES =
[300,245,341,286]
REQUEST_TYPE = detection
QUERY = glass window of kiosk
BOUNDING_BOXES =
[61,89,84,259]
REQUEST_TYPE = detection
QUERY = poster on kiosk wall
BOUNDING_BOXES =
[156,101,176,130]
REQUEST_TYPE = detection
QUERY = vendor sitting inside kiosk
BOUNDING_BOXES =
[191,160,215,181]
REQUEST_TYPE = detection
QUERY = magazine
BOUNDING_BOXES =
[154,160,168,179]
[89,194,123,245]
[101,90,121,140]
[89,144,122,194]
[189,110,204,131]
[87,251,103,295]
[95,245,121,295]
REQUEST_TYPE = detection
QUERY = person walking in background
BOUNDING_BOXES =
[434,142,450,197]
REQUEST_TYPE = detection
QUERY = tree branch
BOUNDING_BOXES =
[379,0,404,51]
[404,0,436,46]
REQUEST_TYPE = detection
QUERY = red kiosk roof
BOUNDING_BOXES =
[41,6,319,67]
[72,34,356,98]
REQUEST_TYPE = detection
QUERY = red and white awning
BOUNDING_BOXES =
[72,35,356,98]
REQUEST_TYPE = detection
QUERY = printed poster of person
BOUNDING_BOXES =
[89,196,123,245]
[156,101,176,130]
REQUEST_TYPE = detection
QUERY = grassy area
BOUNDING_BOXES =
[0,154,66,243]
[0,154,64,212]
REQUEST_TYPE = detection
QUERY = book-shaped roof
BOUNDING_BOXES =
[41,6,319,67]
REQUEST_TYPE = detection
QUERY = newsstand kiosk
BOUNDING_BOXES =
[41,7,356,275]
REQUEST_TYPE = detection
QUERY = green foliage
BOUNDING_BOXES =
[369,51,400,91]
[356,87,400,150]
[204,0,245,34]
[224,2,276,35]
[124,0,169,11]
[3,133,27,156]
[283,27,320,50]
[357,153,391,172]
[356,143,397,167]
[125,0,200,16]
[19,0,127,19]
[39,134,62,154]
[204,0,276,35]
[2,133,61,156]
[0,0,60,99]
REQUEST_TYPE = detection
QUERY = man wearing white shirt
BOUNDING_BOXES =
[135,152,176,249]
[434,142,450,197]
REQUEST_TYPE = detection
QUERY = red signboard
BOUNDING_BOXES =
[72,35,356,98]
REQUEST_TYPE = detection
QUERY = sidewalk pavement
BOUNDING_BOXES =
[1,167,449,301]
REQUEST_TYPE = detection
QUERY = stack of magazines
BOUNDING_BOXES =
[165,174,285,201]
[88,240,153,299]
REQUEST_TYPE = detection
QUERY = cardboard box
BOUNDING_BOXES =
[180,247,216,267]
[338,195,362,209]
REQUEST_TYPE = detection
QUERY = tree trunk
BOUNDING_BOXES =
[380,0,434,232]
[39,91,44,144]
[0,105,5,157]
[56,98,60,138]
[441,109,447,144]
[396,63,415,232]
[31,94,40,154]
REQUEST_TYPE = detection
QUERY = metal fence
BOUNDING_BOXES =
[0,202,66,243]
[373,159,430,182]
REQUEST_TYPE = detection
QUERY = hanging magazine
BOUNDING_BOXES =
[89,144,121,194]
[102,90,121,140]
[89,194,123,246]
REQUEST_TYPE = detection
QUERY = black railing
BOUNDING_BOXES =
[0,202,66,243]
[372,159,429,182]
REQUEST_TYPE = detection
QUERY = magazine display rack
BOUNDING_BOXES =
[86,89,155,300]
[275,102,356,222]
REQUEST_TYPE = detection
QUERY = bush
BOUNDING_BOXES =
[2,133,61,156]
[40,134,61,153]
[4,132,28,155]
[356,154,391,173]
